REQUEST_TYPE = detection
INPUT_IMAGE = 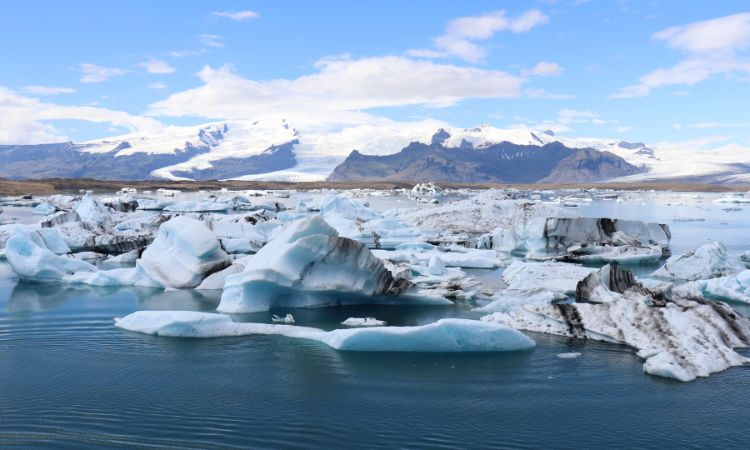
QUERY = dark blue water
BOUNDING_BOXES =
[3,193,750,448]
[2,268,750,449]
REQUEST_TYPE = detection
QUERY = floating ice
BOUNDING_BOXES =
[114,311,535,352]
[5,231,95,281]
[136,216,230,289]
[652,241,741,281]
[217,216,411,313]
[341,317,387,327]
[556,352,581,359]
[485,264,750,381]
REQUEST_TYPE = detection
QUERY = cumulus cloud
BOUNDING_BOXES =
[0,87,164,144]
[79,63,127,83]
[21,86,76,95]
[147,56,524,121]
[612,12,750,98]
[212,10,259,22]
[138,59,176,74]
[408,9,549,63]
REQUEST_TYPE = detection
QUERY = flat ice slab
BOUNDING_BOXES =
[114,311,536,352]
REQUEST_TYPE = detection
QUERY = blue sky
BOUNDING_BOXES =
[1,0,749,148]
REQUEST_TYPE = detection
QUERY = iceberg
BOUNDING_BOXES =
[5,231,95,281]
[114,311,535,352]
[217,216,412,313]
[679,270,750,304]
[485,264,750,381]
[472,260,593,314]
[652,241,741,281]
[134,216,231,289]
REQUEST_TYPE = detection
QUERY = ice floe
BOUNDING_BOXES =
[114,311,535,352]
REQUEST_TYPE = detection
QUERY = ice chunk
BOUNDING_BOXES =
[137,216,230,289]
[486,264,750,381]
[682,270,750,304]
[556,352,581,359]
[502,260,595,294]
[341,317,387,327]
[115,311,535,352]
[652,241,741,281]
[428,256,445,275]
[164,200,233,213]
[217,216,411,313]
[5,232,95,281]
[33,202,57,215]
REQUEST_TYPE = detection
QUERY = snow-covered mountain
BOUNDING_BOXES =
[1,119,749,183]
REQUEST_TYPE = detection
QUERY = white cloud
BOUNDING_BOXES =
[614,126,632,132]
[212,10,259,22]
[557,108,598,124]
[21,86,77,95]
[138,59,176,74]
[612,12,750,98]
[653,12,750,53]
[0,87,164,144]
[522,61,564,77]
[524,88,574,99]
[79,63,127,83]
[170,48,207,58]
[148,82,167,90]
[148,56,524,122]
[200,34,224,48]
[408,9,549,63]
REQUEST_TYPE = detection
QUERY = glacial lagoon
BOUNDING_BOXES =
[2,189,750,448]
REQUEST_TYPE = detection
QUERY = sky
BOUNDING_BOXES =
[1,0,749,151]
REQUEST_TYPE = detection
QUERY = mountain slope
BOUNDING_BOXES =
[1,119,749,183]
[327,139,642,183]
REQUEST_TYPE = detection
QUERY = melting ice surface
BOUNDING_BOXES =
[3,188,750,448]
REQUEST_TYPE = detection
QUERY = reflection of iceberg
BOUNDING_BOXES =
[7,281,220,314]
[115,311,535,352]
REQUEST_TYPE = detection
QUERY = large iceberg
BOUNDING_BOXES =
[217,216,412,313]
[485,264,750,381]
[114,311,535,352]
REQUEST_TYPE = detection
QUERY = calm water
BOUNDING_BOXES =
[2,192,750,448]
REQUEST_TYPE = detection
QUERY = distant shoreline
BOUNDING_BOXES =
[0,178,748,196]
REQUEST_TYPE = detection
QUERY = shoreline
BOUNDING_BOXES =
[0,177,748,196]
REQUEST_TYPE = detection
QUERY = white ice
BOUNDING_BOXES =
[114,311,536,352]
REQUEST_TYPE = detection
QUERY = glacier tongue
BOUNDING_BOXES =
[114,311,536,352]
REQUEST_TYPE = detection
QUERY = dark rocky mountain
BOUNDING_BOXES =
[327,139,643,183]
